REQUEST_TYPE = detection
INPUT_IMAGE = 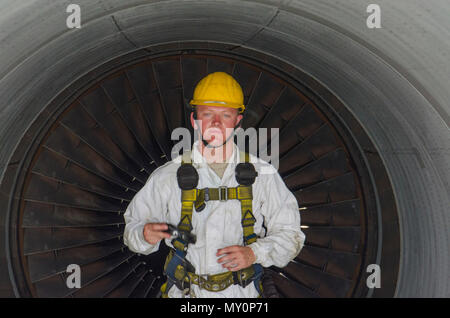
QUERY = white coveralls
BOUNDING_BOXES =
[123,141,305,298]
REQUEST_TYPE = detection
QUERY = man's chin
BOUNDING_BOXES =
[204,139,225,147]
[203,134,225,147]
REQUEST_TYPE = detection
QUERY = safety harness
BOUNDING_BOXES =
[160,151,264,297]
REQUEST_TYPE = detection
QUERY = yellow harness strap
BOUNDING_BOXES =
[237,152,257,245]
[178,152,196,234]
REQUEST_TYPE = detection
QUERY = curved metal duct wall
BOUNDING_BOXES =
[0,0,449,298]
[3,49,393,298]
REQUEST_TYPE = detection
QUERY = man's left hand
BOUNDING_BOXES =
[216,245,256,271]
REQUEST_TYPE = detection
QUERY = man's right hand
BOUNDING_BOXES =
[143,223,172,245]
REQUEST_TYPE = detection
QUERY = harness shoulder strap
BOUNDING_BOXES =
[181,151,192,164]
[236,151,264,297]
[239,150,250,163]
[176,151,198,232]
[235,151,258,246]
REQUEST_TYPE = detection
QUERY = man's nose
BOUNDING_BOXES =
[212,113,221,125]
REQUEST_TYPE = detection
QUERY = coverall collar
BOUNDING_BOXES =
[191,140,241,184]
[191,140,240,167]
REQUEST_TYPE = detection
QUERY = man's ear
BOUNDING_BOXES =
[190,112,196,129]
[190,112,198,130]
[236,114,244,126]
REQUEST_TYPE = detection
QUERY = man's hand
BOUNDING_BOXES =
[143,223,172,245]
[216,245,256,272]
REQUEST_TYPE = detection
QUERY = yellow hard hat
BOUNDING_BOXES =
[189,72,245,113]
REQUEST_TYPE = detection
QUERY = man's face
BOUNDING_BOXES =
[190,105,243,147]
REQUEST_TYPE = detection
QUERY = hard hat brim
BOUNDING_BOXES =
[189,99,245,113]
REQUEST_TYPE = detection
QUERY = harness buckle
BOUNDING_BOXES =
[219,186,227,201]
[181,270,193,298]
[204,188,210,202]
[198,274,209,290]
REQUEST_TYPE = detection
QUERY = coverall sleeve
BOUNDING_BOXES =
[249,170,305,268]
[123,169,169,255]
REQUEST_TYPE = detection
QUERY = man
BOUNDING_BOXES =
[123,72,305,298]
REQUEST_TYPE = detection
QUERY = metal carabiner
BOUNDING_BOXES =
[181,287,190,298]
[180,276,189,298]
